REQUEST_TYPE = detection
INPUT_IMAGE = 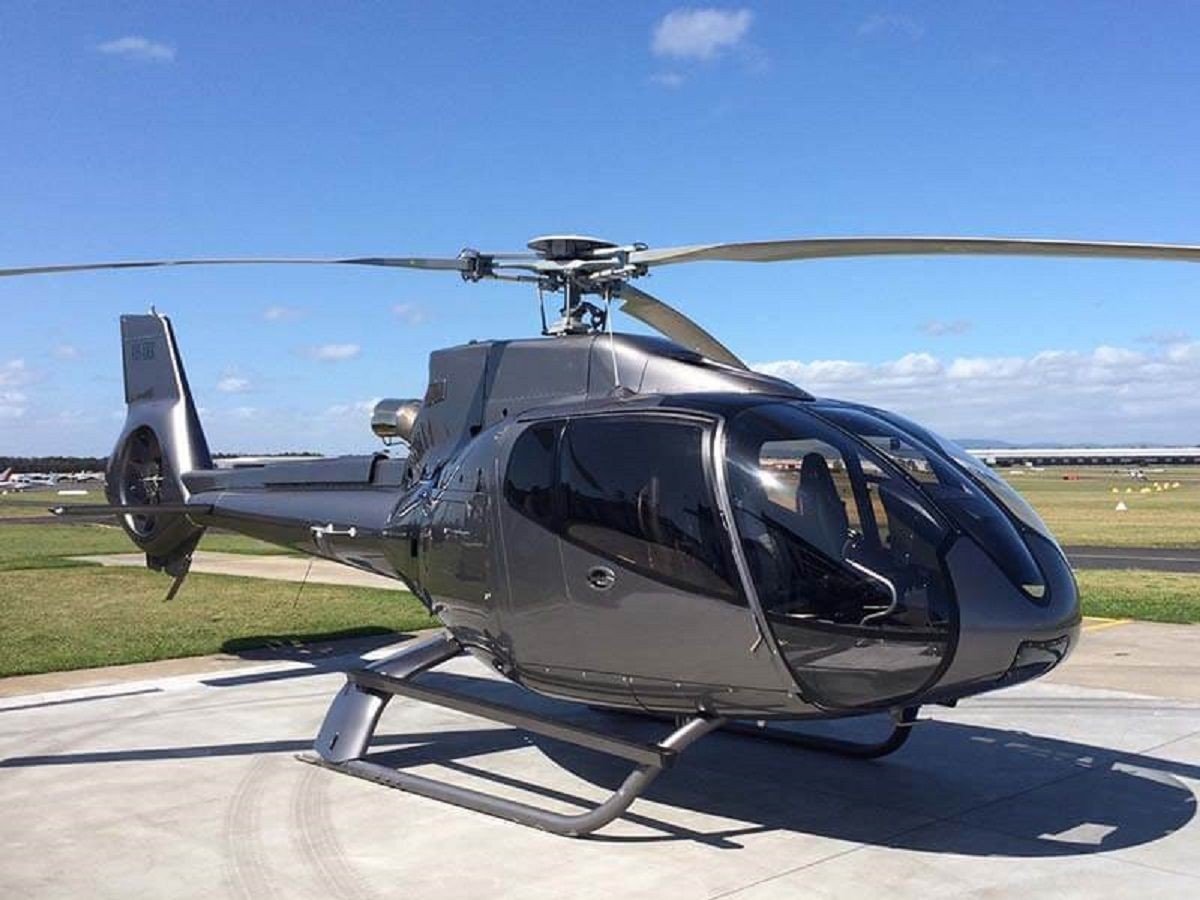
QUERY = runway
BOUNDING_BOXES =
[2,624,1199,898]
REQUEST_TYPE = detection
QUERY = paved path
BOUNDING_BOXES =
[1064,545,1200,574]
[1,624,1199,897]
[74,550,406,591]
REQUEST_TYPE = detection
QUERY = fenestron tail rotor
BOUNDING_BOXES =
[5,234,1200,366]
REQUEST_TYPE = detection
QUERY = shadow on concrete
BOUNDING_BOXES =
[3,668,1197,857]
[201,631,415,687]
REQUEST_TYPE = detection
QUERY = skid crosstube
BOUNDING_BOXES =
[303,631,725,836]
[304,631,919,836]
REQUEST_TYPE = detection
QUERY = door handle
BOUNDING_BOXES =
[587,566,616,591]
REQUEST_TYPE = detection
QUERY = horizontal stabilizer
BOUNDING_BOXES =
[49,503,211,517]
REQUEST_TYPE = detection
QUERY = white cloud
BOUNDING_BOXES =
[920,319,972,337]
[0,359,28,387]
[263,305,303,321]
[217,372,251,394]
[650,71,687,88]
[97,35,176,63]
[652,8,753,61]
[858,13,925,41]
[53,344,81,360]
[1139,330,1189,346]
[755,341,1200,444]
[309,343,361,362]
[0,390,25,419]
[392,303,429,325]
[325,398,381,417]
[0,359,29,419]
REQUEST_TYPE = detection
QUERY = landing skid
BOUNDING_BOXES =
[301,632,725,837]
[591,705,919,760]
[723,706,919,759]
[303,632,917,836]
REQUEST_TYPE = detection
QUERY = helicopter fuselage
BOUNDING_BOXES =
[169,332,1079,721]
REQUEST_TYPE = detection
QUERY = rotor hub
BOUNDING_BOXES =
[527,235,619,261]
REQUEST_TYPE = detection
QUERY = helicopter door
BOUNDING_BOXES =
[497,420,580,683]
[556,415,753,700]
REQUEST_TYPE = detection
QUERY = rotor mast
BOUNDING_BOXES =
[520,235,647,336]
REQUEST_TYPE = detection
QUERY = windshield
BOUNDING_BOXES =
[867,408,1054,539]
[814,405,1047,601]
[724,402,957,709]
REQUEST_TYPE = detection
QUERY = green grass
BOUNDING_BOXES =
[0,489,101,518]
[0,567,436,677]
[1077,569,1200,624]
[0,522,297,572]
[1002,466,1200,548]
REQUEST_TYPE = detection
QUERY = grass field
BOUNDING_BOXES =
[0,566,435,677]
[0,518,434,676]
[0,486,109,518]
[1000,465,1200,548]
[0,522,296,571]
[1077,569,1200,624]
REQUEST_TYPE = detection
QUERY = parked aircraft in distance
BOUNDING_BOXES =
[0,468,30,491]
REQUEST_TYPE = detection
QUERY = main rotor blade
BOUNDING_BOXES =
[629,237,1200,268]
[0,256,471,278]
[616,283,746,369]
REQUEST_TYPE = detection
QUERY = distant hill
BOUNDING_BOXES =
[212,451,323,459]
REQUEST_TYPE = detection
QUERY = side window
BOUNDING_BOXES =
[559,417,740,602]
[503,421,561,529]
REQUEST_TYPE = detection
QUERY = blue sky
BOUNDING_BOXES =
[2,1,1199,454]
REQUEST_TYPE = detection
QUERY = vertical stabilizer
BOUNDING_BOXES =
[106,312,211,573]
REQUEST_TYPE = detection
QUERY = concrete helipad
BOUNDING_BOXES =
[2,627,1199,898]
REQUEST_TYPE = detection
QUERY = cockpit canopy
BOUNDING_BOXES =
[725,400,1060,709]
[500,396,1064,712]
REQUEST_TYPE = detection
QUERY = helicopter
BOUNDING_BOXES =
[7,233,1199,836]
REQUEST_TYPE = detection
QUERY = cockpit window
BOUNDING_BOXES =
[726,403,956,709]
[504,420,562,530]
[560,416,741,602]
[815,405,1047,601]
[870,408,1054,540]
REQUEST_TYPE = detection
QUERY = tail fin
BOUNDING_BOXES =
[106,312,212,574]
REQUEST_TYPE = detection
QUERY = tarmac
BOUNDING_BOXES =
[1,617,1199,898]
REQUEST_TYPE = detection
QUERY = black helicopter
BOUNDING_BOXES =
[7,233,1197,835]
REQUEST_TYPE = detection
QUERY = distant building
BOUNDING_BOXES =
[970,448,1200,467]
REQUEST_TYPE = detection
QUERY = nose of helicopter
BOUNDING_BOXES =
[932,530,1082,701]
